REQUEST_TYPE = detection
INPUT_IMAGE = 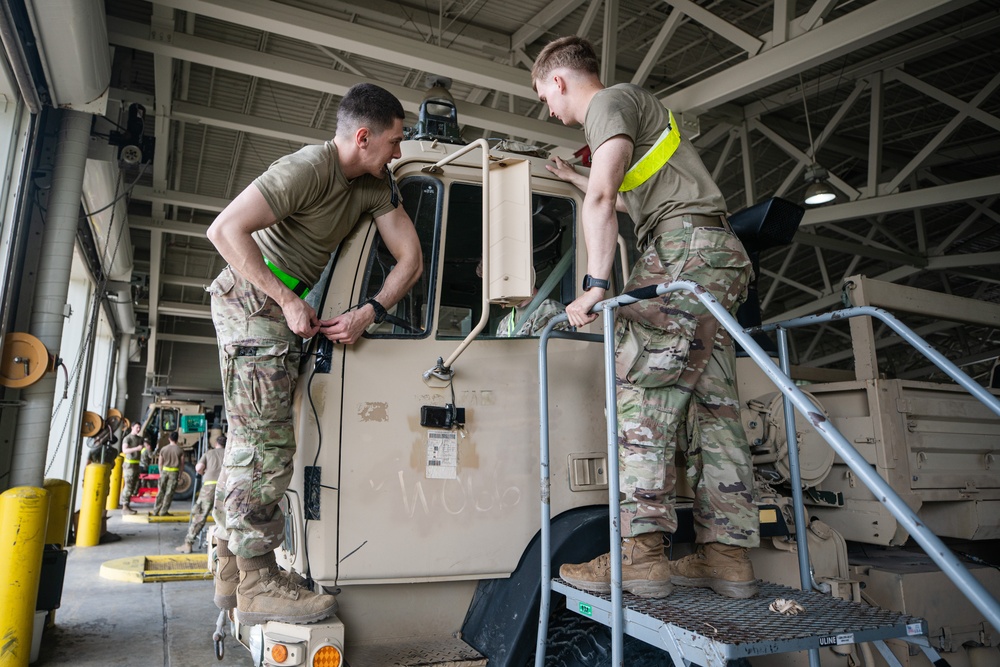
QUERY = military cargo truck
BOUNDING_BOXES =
[139,398,209,501]
[224,105,999,667]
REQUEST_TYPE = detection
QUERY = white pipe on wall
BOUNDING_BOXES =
[10,110,92,488]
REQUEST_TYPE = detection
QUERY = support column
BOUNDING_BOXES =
[10,109,91,488]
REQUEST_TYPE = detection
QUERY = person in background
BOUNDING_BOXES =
[176,434,226,553]
[152,431,185,516]
[139,437,155,473]
[119,421,144,515]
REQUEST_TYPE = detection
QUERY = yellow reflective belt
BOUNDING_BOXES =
[163,466,180,472]
[125,459,140,464]
[204,480,218,485]
[619,110,680,193]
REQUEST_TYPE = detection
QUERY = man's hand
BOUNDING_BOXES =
[546,156,578,182]
[565,289,605,327]
[319,305,375,345]
[282,298,321,338]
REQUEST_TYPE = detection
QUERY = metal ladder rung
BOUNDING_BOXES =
[552,578,927,667]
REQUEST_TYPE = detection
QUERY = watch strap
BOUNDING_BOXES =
[583,274,611,291]
[366,298,387,324]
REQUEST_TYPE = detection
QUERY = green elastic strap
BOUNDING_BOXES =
[264,256,310,298]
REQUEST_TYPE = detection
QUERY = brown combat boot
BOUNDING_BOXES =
[671,543,758,599]
[214,539,238,610]
[559,532,674,598]
[236,553,338,625]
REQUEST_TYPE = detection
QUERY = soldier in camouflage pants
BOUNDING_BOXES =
[534,35,759,600]
[615,224,757,545]
[209,266,300,556]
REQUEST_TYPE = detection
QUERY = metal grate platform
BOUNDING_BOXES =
[553,578,927,666]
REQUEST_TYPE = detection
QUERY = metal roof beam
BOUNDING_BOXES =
[130,215,213,236]
[150,0,536,100]
[800,175,1000,226]
[512,0,588,52]
[662,0,977,113]
[108,17,582,149]
[130,185,230,213]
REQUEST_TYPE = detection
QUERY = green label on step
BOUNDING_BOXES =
[579,602,593,616]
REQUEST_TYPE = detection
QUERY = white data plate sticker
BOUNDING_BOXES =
[906,623,923,636]
[426,430,458,479]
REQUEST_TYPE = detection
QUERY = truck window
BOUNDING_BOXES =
[360,176,441,338]
[439,182,576,338]
[160,408,178,432]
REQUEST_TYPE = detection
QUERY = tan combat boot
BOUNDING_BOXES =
[671,542,758,599]
[175,542,193,554]
[122,504,137,515]
[559,532,674,598]
[236,553,338,625]
[214,539,238,610]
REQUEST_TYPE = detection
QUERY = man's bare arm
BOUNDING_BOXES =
[206,185,320,338]
[565,136,633,327]
[546,155,629,213]
[319,205,423,344]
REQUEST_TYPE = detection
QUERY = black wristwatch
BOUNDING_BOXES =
[366,298,387,324]
[582,274,610,291]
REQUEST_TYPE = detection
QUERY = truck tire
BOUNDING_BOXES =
[172,462,198,502]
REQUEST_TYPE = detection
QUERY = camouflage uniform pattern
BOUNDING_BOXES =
[185,482,217,545]
[496,299,571,337]
[208,265,300,559]
[615,223,759,547]
[152,470,178,515]
[120,463,140,506]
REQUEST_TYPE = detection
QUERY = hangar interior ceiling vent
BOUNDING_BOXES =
[101,0,1000,382]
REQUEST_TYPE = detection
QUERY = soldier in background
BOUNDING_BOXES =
[119,421,144,515]
[176,434,226,553]
[151,431,185,516]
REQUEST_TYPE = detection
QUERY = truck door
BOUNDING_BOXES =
[330,173,608,585]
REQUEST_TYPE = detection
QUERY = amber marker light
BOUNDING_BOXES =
[312,645,342,667]
[270,643,288,663]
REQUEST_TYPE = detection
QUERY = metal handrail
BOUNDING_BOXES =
[753,305,1000,419]
[534,280,1000,667]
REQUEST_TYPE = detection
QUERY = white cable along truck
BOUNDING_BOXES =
[222,96,1000,667]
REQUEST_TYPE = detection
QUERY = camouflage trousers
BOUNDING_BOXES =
[208,265,300,559]
[185,482,217,545]
[120,464,140,507]
[153,471,178,515]
[615,224,759,547]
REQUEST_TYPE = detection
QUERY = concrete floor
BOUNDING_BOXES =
[35,508,251,667]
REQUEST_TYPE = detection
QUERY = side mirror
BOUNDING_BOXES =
[485,158,533,306]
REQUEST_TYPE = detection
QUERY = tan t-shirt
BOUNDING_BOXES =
[252,141,397,286]
[584,84,727,245]
[198,448,225,483]
[158,443,184,471]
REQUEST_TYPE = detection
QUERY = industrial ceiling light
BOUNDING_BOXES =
[798,74,836,206]
[803,164,836,205]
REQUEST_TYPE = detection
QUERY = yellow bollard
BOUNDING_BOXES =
[106,455,124,511]
[77,463,109,547]
[0,487,49,667]
[42,479,71,547]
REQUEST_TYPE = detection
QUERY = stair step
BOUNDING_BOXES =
[347,636,487,667]
[553,578,927,666]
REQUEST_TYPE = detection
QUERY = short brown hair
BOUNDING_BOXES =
[531,36,600,88]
